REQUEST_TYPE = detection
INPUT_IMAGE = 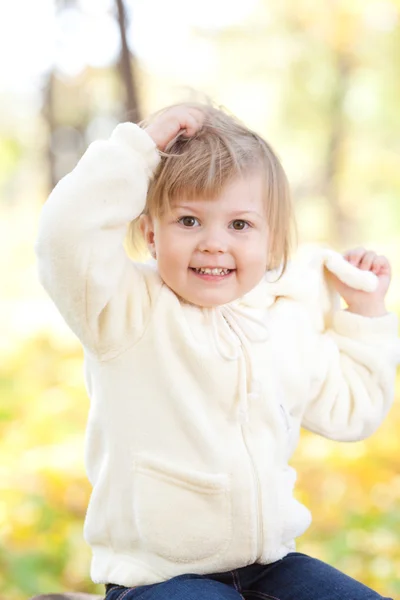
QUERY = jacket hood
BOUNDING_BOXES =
[237,246,378,331]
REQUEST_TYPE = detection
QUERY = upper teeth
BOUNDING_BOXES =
[195,267,230,275]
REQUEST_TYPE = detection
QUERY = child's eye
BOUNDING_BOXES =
[230,219,251,231]
[178,216,200,227]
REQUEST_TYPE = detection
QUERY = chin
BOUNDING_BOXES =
[190,292,237,308]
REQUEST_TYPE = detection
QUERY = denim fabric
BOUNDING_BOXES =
[104,552,392,600]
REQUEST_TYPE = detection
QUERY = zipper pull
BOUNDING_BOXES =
[280,403,291,431]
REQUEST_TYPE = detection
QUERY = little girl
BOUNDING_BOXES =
[36,103,399,600]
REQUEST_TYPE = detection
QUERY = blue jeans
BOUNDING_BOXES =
[104,553,392,600]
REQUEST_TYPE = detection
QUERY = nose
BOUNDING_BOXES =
[197,227,228,254]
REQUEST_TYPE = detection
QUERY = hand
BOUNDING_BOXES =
[144,105,204,151]
[327,247,391,317]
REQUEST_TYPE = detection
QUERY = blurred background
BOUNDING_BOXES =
[1,0,399,598]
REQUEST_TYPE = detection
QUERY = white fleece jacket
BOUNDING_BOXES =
[35,123,400,588]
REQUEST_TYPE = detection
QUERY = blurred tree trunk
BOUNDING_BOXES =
[323,53,352,245]
[115,0,141,122]
[43,70,57,191]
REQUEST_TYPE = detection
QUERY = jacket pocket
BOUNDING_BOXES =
[133,455,231,563]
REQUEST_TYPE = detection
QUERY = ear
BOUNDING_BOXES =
[139,214,157,258]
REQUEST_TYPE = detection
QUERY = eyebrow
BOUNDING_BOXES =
[173,205,200,213]
[228,210,263,219]
[173,205,263,219]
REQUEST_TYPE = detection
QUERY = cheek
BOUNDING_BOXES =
[158,228,197,260]
[237,236,269,264]
[155,230,180,257]
[156,233,191,277]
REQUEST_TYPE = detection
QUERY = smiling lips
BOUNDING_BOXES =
[190,267,234,279]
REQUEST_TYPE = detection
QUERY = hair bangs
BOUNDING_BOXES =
[147,132,248,218]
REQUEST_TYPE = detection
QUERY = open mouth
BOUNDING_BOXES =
[190,267,234,278]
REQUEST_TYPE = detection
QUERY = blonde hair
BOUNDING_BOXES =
[128,102,295,273]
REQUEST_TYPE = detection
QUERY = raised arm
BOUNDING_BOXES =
[35,123,161,357]
[301,248,400,441]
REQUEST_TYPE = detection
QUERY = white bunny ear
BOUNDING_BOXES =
[292,244,380,332]
[321,248,378,293]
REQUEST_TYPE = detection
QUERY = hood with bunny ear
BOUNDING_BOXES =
[295,245,378,329]
[238,245,378,330]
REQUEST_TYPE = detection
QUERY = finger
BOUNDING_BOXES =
[359,250,377,271]
[182,114,202,137]
[344,247,364,263]
[372,255,391,275]
[344,247,366,266]
[372,256,383,274]
[188,107,205,125]
[182,109,205,136]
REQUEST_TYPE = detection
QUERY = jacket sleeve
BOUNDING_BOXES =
[35,123,161,358]
[295,247,400,441]
[302,309,399,441]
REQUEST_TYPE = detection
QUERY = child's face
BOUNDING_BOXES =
[142,172,269,307]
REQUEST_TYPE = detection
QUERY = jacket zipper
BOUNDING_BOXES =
[241,426,263,561]
[230,327,263,561]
